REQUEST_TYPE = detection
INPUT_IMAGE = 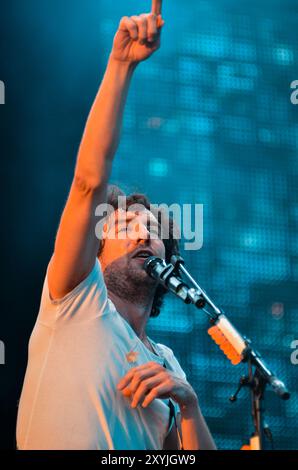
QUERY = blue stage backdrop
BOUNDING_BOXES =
[1,0,297,450]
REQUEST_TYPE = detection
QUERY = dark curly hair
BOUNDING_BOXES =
[97,184,180,317]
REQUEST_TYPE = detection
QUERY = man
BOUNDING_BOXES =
[16,1,216,450]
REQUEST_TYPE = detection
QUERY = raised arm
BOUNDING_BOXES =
[48,2,164,300]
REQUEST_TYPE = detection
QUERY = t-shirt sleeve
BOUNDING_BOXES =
[158,343,188,440]
[158,343,187,381]
[37,257,109,326]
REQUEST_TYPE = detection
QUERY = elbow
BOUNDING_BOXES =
[73,153,113,194]
[73,171,109,195]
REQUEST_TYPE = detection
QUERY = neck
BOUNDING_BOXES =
[108,291,154,340]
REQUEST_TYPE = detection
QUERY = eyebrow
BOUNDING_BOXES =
[110,213,161,234]
[111,214,135,233]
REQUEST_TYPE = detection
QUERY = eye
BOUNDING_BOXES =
[146,223,160,237]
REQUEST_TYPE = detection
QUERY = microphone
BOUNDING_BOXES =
[144,257,291,402]
[143,256,190,303]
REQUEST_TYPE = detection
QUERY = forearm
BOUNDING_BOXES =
[75,56,137,188]
[48,10,164,299]
[180,402,217,450]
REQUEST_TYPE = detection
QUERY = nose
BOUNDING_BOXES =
[136,223,150,242]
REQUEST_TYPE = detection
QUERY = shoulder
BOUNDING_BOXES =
[154,342,175,358]
[152,341,187,380]
[45,257,104,305]
[38,256,109,326]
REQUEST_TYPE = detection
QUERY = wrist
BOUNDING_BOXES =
[108,54,138,72]
[179,391,199,415]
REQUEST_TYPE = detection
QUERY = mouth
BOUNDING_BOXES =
[131,249,155,260]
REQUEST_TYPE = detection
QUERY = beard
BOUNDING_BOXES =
[103,257,157,305]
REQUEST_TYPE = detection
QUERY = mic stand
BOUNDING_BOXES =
[168,255,290,450]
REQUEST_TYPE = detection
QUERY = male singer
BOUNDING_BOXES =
[16,1,216,450]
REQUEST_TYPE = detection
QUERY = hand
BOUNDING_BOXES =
[117,361,198,410]
[111,0,165,64]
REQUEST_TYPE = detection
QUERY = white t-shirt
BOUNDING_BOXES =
[16,258,187,450]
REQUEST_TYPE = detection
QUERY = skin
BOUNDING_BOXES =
[48,0,216,450]
[100,209,165,339]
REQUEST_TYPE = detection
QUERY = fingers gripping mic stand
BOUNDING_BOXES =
[144,256,290,450]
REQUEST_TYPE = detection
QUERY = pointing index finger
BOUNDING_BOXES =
[152,0,162,16]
